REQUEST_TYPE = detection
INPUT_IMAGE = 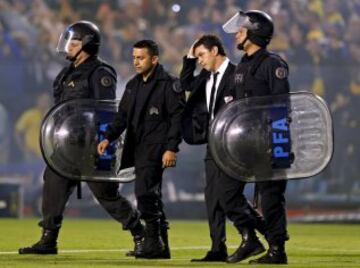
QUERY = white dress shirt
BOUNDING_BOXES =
[206,58,230,120]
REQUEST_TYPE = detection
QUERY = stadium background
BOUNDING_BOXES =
[0,0,359,222]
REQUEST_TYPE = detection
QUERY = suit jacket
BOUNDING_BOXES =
[105,64,184,168]
[180,56,236,144]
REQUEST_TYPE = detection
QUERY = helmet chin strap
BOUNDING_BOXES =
[66,48,82,62]
[237,37,248,51]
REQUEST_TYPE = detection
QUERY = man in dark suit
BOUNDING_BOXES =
[180,35,265,262]
[98,40,183,259]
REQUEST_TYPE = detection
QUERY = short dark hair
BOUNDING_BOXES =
[193,34,226,56]
[133,39,159,56]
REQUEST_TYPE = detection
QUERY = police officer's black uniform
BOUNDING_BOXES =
[105,63,184,259]
[235,47,290,244]
[19,21,143,255]
[224,10,289,264]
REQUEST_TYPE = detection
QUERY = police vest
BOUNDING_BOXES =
[234,51,271,98]
[54,58,115,103]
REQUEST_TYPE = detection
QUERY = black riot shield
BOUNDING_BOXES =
[41,99,134,183]
[209,92,333,182]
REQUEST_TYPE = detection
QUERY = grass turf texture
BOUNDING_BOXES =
[0,219,359,267]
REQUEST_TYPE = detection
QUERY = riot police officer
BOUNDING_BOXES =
[19,21,144,255]
[223,10,290,264]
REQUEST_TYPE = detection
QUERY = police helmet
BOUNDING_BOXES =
[57,21,101,56]
[223,10,274,47]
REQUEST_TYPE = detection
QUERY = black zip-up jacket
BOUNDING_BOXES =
[105,64,184,168]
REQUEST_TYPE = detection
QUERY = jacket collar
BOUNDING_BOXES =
[134,64,169,83]
[241,48,267,63]
[72,55,98,70]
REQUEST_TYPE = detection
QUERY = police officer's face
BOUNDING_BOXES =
[67,39,82,58]
[194,45,217,72]
[235,27,248,50]
[132,48,158,75]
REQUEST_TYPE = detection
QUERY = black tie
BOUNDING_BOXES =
[209,71,219,120]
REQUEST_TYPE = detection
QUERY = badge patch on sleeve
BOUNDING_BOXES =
[275,67,288,79]
[101,76,113,87]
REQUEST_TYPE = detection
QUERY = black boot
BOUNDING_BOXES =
[156,224,171,259]
[19,228,59,254]
[227,228,265,263]
[135,222,166,259]
[249,242,287,264]
[125,222,145,257]
[125,234,145,257]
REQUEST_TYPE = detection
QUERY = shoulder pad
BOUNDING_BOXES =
[92,66,117,88]
[95,65,117,78]
[264,54,289,79]
[92,66,117,87]
[267,53,288,67]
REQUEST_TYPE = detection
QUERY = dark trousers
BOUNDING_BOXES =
[40,166,140,230]
[204,149,263,253]
[256,180,289,244]
[134,165,167,226]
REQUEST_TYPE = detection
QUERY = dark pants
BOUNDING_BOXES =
[40,166,140,230]
[134,165,166,225]
[204,148,263,253]
[257,180,289,244]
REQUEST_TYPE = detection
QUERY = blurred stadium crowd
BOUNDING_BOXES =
[0,0,359,217]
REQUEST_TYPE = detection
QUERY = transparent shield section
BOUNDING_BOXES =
[209,92,333,182]
[41,99,135,183]
[56,30,74,54]
[222,11,256,33]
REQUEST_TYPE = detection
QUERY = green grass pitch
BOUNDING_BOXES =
[0,219,359,267]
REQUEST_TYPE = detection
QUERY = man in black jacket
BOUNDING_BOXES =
[180,35,265,262]
[19,21,143,255]
[223,10,290,264]
[98,40,183,259]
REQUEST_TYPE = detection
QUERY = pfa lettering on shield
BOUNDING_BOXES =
[270,106,293,169]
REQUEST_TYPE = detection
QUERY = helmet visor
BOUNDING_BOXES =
[222,11,258,33]
[56,29,82,55]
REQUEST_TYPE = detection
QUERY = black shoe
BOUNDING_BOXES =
[227,228,265,263]
[249,245,288,264]
[125,234,144,257]
[191,251,228,262]
[19,229,59,255]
